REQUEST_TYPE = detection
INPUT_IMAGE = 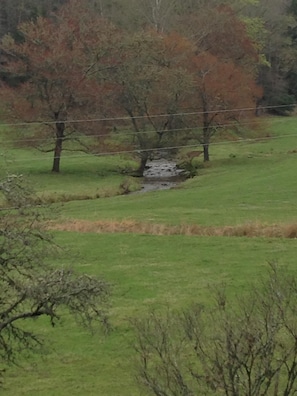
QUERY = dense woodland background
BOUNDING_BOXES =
[1,0,297,112]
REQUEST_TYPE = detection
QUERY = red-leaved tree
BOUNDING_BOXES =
[187,52,262,161]
[0,0,118,172]
[174,4,262,161]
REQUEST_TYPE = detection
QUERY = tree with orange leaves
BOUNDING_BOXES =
[175,5,263,162]
[0,0,118,172]
[186,52,262,161]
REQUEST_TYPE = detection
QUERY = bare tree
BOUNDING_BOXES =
[0,174,110,375]
[132,264,297,395]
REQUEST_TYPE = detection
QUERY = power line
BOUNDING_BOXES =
[0,103,295,128]
[2,132,296,166]
[1,119,269,145]
[0,132,296,212]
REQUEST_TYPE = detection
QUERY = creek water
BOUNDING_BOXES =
[136,159,185,193]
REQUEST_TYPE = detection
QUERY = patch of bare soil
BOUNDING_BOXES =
[48,220,297,238]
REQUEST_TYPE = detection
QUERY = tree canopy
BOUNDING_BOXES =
[0,0,295,169]
[0,0,118,172]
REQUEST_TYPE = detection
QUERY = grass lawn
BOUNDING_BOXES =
[58,139,297,226]
[1,115,297,395]
[2,232,296,396]
[0,148,140,201]
[57,152,297,226]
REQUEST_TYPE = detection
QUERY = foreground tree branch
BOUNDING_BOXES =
[0,174,110,373]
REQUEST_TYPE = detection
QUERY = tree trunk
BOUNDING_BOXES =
[203,144,209,162]
[52,121,65,173]
[136,151,149,177]
[202,99,210,162]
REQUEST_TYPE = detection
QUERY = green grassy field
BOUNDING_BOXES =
[2,233,297,396]
[1,116,297,395]
[57,118,297,226]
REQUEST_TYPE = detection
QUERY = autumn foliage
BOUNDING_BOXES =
[0,0,262,171]
[0,0,118,172]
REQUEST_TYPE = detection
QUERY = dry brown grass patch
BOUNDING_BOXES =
[47,220,297,239]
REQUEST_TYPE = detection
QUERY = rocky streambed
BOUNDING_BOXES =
[136,159,186,193]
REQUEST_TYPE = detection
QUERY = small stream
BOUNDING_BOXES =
[136,159,186,193]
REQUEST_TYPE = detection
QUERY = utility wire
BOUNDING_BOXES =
[0,103,295,128]
[1,133,296,166]
[0,131,296,213]
[1,119,269,144]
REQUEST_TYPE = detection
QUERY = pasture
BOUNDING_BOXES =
[1,116,297,395]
